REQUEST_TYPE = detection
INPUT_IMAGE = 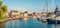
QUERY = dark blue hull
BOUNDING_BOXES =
[46,19,60,24]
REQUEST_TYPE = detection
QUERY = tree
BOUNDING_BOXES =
[2,5,7,13]
[0,1,7,19]
[0,1,2,6]
[0,10,4,18]
[0,1,8,20]
[0,8,4,19]
[0,1,4,19]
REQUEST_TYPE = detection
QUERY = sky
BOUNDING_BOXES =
[2,0,60,13]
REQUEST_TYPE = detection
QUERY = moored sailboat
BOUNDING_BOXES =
[46,6,60,24]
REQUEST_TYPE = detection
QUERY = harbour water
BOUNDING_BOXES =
[0,18,60,28]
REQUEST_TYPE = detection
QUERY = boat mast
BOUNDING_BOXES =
[46,0,48,17]
[52,0,54,15]
[53,0,58,27]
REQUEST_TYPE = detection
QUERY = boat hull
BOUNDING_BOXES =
[46,19,60,24]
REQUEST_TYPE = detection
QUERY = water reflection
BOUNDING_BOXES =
[47,24,55,28]
[0,23,4,28]
[0,18,60,28]
[12,20,17,28]
[46,24,60,28]
[4,20,12,28]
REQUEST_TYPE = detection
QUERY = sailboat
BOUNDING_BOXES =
[46,6,60,24]
[45,0,60,24]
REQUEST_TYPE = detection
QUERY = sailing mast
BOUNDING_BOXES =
[52,0,55,12]
[42,0,48,22]
[46,0,48,14]
[45,0,48,18]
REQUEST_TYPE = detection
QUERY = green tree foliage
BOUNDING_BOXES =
[0,1,2,6]
[2,5,7,12]
[0,7,4,19]
[0,10,4,18]
[0,1,7,20]
[0,1,3,19]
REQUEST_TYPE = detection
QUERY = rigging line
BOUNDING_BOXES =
[52,0,55,12]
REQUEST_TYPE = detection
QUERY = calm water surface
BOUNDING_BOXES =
[0,18,60,28]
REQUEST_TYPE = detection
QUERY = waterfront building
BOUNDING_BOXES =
[23,11,28,20]
[4,12,9,19]
[32,12,38,19]
[37,13,41,18]
[24,11,28,18]
[28,14,33,18]
[10,10,20,19]
[20,12,24,18]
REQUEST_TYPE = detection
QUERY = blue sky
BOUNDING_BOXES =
[2,0,60,13]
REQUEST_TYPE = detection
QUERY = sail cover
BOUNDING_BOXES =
[54,6,58,15]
